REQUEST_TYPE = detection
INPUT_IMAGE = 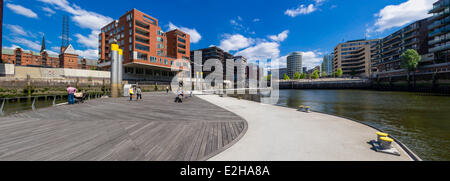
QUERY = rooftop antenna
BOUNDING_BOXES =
[61,15,70,53]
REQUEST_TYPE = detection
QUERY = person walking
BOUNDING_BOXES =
[166,86,169,94]
[136,87,142,100]
[67,85,76,105]
[129,86,134,101]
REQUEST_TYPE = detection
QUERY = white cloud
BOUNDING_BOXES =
[219,34,255,52]
[285,0,329,17]
[302,51,324,69]
[285,4,317,17]
[6,3,38,19]
[42,7,56,16]
[269,30,289,42]
[5,24,35,37]
[168,22,202,44]
[8,37,42,51]
[235,42,280,62]
[74,31,100,49]
[38,0,111,59]
[370,0,434,32]
[2,44,21,50]
[253,18,260,22]
[75,49,98,59]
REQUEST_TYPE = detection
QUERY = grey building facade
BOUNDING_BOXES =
[287,52,303,78]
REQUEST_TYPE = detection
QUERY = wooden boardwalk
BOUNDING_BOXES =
[0,92,247,161]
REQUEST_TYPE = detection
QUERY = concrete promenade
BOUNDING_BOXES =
[199,95,413,161]
[0,92,246,161]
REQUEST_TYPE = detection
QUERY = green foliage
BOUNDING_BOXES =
[321,71,328,77]
[400,49,421,71]
[283,74,290,80]
[311,70,320,79]
[300,72,307,79]
[154,85,158,91]
[336,68,343,77]
[294,72,301,80]
[350,69,357,77]
[88,76,93,81]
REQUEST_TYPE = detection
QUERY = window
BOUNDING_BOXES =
[157,37,163,42]
[137,52,148,60]
[178,37,186,43]
[136,68,144,75]
[164,59,168,65]
[125,67,134,74]
[135,44,150,51]
[129,45,132,51]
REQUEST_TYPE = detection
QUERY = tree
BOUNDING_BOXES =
[336,68,343,77]
[311,70,320,79]
[300,72,307,79]
[294,72,301,80]
[321,71,328,78]
[350,69,357,78]
[283,74,290,80]
[400,49,421,88]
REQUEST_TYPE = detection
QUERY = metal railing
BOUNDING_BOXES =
[0,92,108,116]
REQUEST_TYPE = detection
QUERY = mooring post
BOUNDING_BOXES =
[32,97,36,111]
[110,40,124,98]
[0,99,5,116]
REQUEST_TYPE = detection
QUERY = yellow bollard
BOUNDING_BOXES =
[376,132,389,143]
[379,137,394,150]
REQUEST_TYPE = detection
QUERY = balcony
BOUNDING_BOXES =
[429,0,450,14]
[429,43,450,52]
[428,16,450,30]
[429,24,450,37]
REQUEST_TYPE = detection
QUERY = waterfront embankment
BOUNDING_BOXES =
[199,94,414,161]
[0,92,246,161]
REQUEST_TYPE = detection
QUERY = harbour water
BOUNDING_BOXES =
[276,89,450,161]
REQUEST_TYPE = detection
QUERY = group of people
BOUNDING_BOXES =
[129,86,143,101]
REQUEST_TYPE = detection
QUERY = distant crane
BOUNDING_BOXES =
[61,15,70,54]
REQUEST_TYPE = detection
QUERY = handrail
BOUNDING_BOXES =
[0,92,110,116]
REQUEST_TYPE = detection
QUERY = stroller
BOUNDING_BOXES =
[74,92,86,104]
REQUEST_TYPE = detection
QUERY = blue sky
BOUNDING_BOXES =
[2,0,435,68]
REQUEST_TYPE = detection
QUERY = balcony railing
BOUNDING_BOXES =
[429,43,450,52]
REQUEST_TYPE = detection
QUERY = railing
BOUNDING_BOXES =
[0,92,108,116]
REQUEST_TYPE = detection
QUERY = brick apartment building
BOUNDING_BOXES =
[98,9,191,82]
[333,39,381,78]
[1,35,98,70]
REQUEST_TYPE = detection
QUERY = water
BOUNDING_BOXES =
[276,89,450,161]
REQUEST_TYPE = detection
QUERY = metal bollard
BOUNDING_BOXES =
[379,137,393,150]
[0,99,5,116]
[376,132,389,143]
[32,97,36,111]
[305,106,311,113]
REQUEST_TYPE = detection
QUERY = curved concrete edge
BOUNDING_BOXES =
[198,116,249,161]
[313,111,422,161]
[199,95,415,161]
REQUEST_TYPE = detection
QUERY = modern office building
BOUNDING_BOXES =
[287,52,303,78]
[333,39,380,77]
[303,67,307,73]
[190,46,234,80]
[321,53,333,76]
[428,0,450,62]
[376,18,430,73]
[98,9,191,82]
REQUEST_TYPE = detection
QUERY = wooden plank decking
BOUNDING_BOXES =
[0,92,247,161]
